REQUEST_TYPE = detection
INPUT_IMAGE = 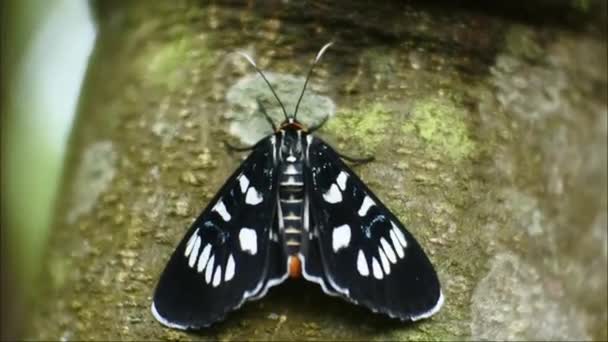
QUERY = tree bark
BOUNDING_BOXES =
[28,1,607,340]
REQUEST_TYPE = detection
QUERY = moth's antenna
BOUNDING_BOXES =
[236,51,289,121]
[293,42,333,120]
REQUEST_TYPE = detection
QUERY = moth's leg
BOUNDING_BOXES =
[223,140,255,152]
[338,152,374,165]
[257,98,277,131]
[308,115,329,133]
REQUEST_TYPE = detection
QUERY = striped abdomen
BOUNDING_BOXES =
[278,160,305,256]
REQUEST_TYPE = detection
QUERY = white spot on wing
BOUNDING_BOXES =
[357,196,375,216]
[212,265,222,287]
[197,244,211,272]
[239,227,258,255]
[380,237,397,264]
[225,254,235,281]
[245,187,263,205]
[184,228,199,258]
[212,200,231,221]
[336,171,348,191]
[238,174,250,193]
[390,229,405,259]
[205,254,215,284]
[378,247,391,275]
[391,221,408,248]
[372,257,383,279]
[188,236,201,268]
[323,184,342,203]
[332,224,351,252]
[357,250,369,277]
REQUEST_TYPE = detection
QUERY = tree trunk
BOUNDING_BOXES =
[29,1,607,340]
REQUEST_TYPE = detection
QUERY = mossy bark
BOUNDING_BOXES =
[29,1,606,340]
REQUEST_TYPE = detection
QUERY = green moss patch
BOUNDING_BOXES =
[325,103,392,154]
[139,34,214,92]
[402,97,475,161]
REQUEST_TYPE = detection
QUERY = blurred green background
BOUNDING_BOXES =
[2,1,95,339]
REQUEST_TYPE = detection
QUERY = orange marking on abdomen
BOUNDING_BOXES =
[289,255,302,278]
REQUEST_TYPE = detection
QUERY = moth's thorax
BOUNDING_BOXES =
[278,128,304,163]
[276,128,308,262]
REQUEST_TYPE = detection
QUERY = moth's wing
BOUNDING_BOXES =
[152,136,288,329]
[299,220,342,297]
[303,136,443,321]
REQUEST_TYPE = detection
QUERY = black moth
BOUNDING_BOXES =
[152,43,443,329]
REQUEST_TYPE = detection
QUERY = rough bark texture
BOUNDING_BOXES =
[29,1,606,340]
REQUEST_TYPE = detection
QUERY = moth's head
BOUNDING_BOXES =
[279,117,307,132]
[236,42,333,135]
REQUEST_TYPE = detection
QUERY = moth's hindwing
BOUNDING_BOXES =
[303,137,443,321]
[152,136,288,330]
